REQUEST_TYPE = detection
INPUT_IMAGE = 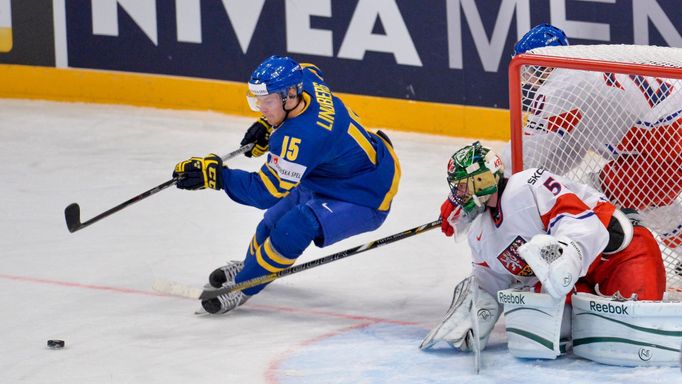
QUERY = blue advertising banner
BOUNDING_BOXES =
[53,0,682,109]
[0,0,54,65]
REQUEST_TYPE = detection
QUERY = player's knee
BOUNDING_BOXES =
[270,205,321,257]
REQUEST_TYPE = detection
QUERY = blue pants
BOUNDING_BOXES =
[235,187,388,295]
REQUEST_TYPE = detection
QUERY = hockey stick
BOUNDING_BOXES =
[64,144,254,233]
[193,219,442,300]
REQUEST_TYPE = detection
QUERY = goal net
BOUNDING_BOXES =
[509,44,682,294]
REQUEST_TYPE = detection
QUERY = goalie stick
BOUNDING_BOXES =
[154,219,441,300]
[64,144,254,233]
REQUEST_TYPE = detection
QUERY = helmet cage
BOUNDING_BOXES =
[446,142,503,215]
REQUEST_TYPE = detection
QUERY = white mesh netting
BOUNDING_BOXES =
[513,44,682,293]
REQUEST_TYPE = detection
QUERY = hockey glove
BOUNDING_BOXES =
[240,117,273,157]
[173,154,224,190]
[518,234,583,299]
[440,194,463,237]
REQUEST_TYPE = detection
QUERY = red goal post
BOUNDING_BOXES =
[508,45,682,294]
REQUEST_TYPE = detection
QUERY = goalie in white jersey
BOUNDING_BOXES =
[507,24,682,249]
[518,53,682,211]
[420,142,666,356]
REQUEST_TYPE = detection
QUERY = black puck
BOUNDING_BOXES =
[47,339,65,349]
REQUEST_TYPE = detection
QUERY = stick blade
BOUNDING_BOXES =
[64,203,81,233]
[152,279,202,299]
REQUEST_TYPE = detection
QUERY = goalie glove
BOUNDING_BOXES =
[440,194,463,237]
[240,118,273,158]
[439,194,476,239]
[518,234,583,300]
[173,154,224,190]
[419,275,500,352]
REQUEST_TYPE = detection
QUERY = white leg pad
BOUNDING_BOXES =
[572,292,682,366]
[498,289,567,359]
[420,275,501,352]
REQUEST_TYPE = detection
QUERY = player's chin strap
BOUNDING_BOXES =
[282,93,305,120]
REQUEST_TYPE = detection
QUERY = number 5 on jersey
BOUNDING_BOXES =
[280,136,301,161]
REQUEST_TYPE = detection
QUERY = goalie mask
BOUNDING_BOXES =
[447,142,504,217]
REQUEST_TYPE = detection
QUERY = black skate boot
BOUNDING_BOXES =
[208,260,244,288]
[201,290,250,314]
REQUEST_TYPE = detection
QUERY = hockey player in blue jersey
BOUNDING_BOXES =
[172,55,401,314]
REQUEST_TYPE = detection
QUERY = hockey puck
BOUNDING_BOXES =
[47,339,65,349]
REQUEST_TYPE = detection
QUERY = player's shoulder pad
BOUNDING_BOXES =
[301,63,325,81]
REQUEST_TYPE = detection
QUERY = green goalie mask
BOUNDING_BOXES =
[446,141,505,216]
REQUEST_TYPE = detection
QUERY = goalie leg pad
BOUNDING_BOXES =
[572,292,682,366]
[497,289,567,359]
[420,275,501,351]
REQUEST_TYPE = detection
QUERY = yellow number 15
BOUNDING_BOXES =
[280,136,301,161]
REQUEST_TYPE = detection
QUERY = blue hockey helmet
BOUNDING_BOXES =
[513,23,568,56]
[247,55,303,111]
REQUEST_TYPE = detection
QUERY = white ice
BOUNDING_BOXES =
[0,99,679,383]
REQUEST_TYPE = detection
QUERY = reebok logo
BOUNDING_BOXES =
[498,291,525,305]
[589,301,630,315]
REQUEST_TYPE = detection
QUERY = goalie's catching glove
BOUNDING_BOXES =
[240,118,273,158]
[173,154,224,190]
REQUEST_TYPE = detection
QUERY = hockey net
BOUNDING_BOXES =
[509,45,682,294]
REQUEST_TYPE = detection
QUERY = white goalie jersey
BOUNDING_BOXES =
[510,68,682,175]
[468,168,612,297]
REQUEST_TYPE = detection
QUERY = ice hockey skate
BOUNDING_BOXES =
[201,289,250,314]
[201,260,249,314]
[207,260,244,288]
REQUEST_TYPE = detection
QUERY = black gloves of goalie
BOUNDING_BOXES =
[240,117,273,157]
[173,154,224,190]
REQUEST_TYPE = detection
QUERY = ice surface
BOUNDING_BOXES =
[0,99,679,383]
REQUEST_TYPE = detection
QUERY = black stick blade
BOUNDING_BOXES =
[64,203,81,233]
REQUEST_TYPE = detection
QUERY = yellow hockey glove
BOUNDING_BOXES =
[173,154,224,190]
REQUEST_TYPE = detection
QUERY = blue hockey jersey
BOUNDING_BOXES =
[222,64,401,211]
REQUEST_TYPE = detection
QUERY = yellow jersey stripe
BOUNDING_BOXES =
[300,63,325,81]
[348,107,362,122]
[264,163,298,191]
[263,239,296,266]
[347,124,376,165]
[249,235,257,255]
[258,168,289,198]
[374,132,401,211]
[255,246,283,273]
